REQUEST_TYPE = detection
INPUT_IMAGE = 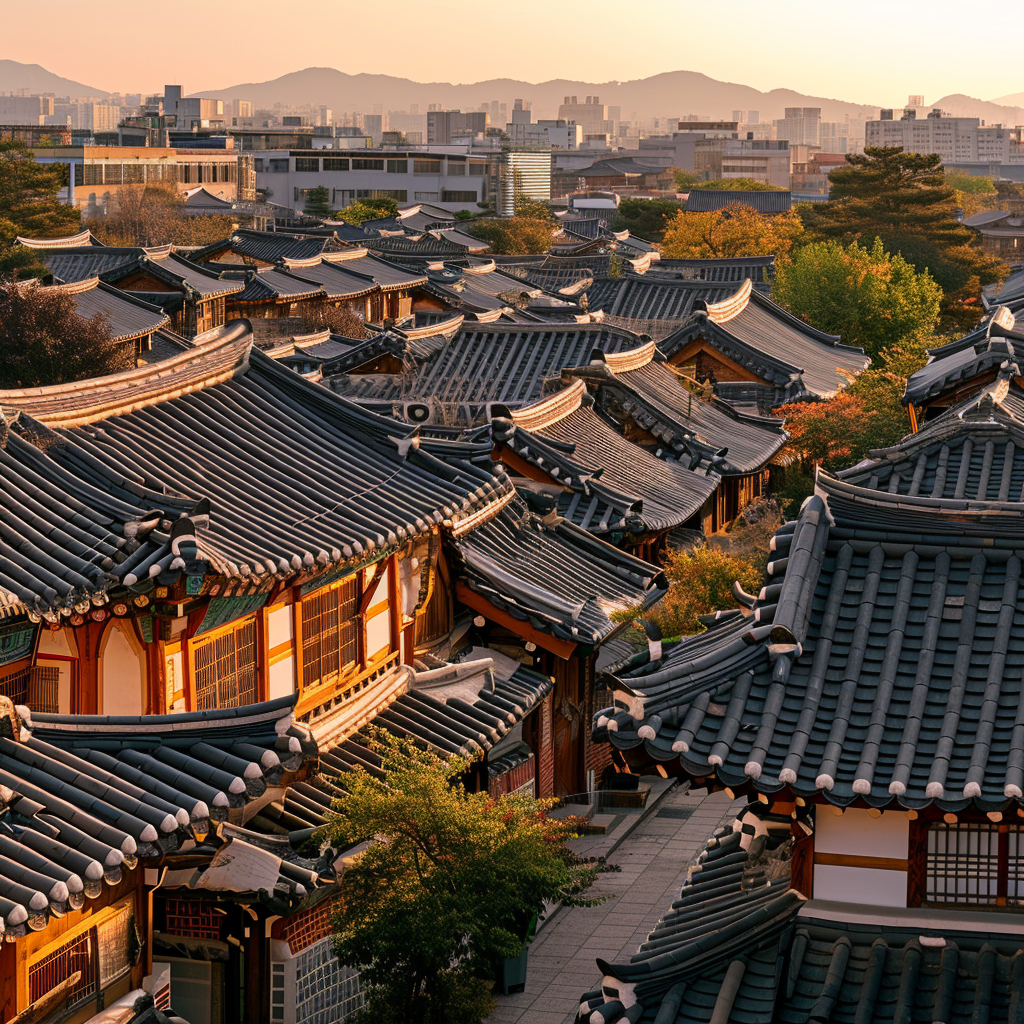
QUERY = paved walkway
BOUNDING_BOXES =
[486,786,742,1024]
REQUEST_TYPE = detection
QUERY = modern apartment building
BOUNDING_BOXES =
[695,138,791,187]
[505,118,583,150]
[556,96,612,137]
[254,148,496,213]
[866,109,1022,164]
[426,110,488,144]
[0,94,54,125]
[775,107,821,147]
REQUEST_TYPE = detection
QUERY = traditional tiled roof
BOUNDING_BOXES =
[419,267,515,321]
[491,380,718,536]
[362,234,478,259]
[45,278,170,343]
[264,652,552,833]
[597,472,1024,812]
[15,229,101,249]
[685,189,793,214]
[840,373,1024,504]
[661,280,870,402]
[983,268,1024,310]
[586,274,747,340]
[331,322,647,427]
[317,251,428,292]
[1,320,514,584]
[581,810,1024,1024]
[563,346,789,475]
[644,255,775,290]
[275,255,379,300]
[903,308,1024,407]
[0,696,316,935]
[221,230,337,265]
[231,267,326,303]
[450,497,667,649]
[45,248,244,301]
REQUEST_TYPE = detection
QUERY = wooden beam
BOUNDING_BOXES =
[454,581,576,660]
[814,852,908,872]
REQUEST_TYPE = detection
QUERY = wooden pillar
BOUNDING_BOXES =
[907,816,928,908]
[790,824,814,898]
[244,914,270,1024]
[0,941,17,1023]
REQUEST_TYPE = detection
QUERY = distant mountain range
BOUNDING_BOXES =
[0,59,108,98]
[3,58,1023,129]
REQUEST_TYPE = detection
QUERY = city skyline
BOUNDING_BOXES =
[3,0,1024,103]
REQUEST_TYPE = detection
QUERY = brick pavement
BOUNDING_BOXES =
[485,786,743,1024]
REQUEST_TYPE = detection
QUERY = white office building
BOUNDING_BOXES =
[254,149,495,214]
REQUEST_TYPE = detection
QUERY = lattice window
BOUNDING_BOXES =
[28,666,60,714]
[192,619,257,711]
[0,663,30,705]
[302,577,360,691]
[97,904,133,986]
[29,930,97,1008]
[927,822,1024,906]
[163,898,224,940]
[294,937,363,1024]
[415,566,451,646]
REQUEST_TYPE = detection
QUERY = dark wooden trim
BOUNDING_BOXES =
[814,851,908,871]
[454,581,577,660]
[907,816,928,908]
[790,826,814,898]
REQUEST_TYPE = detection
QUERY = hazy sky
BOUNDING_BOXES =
[5,0,1024,102]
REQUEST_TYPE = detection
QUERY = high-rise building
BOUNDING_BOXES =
[556,96,610,137]
[0,95,54,125]
[501,150,552,215]
[866,110,1017,164]
[776,107,821,147]
[426,110,487,144]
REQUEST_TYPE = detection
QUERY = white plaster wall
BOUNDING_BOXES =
[365,608,391,660]
[813,864,907,908]
[815,808,909,858]
[268,605,293,649]
[101,622,145,715]
[269,654,295,700]
[37,627,77,659]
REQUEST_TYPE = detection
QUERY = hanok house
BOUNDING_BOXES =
[223,266,327,320]
[0,694,320,1024]
[28,241,244,339]
[189,229,345,269]
[328,321,652,428]
[441,495,668,797]
[37,277,171,362]
[277,250,428,324]
[903,305,1024,424]
[489,378,719,558]
[660,278,870,413]
[562,343,789,531]
[579,400,1024,1022]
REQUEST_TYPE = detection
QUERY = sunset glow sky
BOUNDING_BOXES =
[4,0,1023,103]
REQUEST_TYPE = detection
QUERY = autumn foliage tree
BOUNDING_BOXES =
[88,184,235,247]
[773,237,942,361]
[660,205,805,260]
[775,342,928,476]
[641,545,764,639]
[465,196,554,255]
[322,734,600,1024]
[0,281,133,387]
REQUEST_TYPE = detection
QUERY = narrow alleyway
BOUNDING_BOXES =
[486,786,743,1024]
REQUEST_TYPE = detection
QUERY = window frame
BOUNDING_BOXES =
[189,616,259,712]
[299,575,362,694]
[924,820,1024,908]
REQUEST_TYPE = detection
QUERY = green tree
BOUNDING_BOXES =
[512,194,551,221]
[611,198,682,242]
[0,281,133,387]
[694,178,786,191]
[336,197,400,225]
[672,168,702,191]
[0,140,82,280]
[773,238,942,361]
[303,185,332,219]
[805,147,1004,329]
[322,735,600,1024]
